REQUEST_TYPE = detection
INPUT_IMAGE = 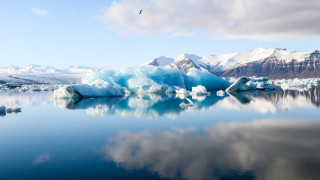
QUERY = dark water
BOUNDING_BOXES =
[1,86,320,180]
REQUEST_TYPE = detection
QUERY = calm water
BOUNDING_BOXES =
[1,87,320,180]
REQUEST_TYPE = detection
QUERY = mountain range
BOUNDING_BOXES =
[1,48,320,80]
[143,48,320,78]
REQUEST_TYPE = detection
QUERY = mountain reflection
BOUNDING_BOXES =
[222,86,320,113]
[54,86,320,118]
[103,118,320,180]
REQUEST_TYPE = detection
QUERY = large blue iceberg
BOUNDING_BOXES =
[54,66,230,98]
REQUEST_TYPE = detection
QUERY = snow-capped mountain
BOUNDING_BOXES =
[143,48,320,78]
[143,53,208,72]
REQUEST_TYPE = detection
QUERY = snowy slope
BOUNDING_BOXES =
[147,48,316,71]
[200,48,275,71]
[206,48,316,71]
[174,53,202,62]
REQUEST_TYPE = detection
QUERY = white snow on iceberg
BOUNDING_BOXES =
[54,66,230,98]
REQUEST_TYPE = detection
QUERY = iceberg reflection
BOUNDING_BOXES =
[0,92,52,106]
[218,86,320,113]
[54,86,320,118]
[103,118,320,180]
[54,93,225,119]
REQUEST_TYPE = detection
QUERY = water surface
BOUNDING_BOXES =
[1,87,320,180]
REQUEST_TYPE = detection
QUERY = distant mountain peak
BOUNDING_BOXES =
[275,48,287,51]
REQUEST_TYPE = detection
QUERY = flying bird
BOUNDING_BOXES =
[139,9,142,14]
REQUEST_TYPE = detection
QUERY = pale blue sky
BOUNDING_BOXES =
[0,0,319,68]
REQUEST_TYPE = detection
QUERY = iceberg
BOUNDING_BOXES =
[175,88,189,95]
[54,66,230,98]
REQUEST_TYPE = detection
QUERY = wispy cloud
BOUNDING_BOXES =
[100,0,320,40]
[30,7,48,16]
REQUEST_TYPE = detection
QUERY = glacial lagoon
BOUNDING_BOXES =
[1,86,320,180]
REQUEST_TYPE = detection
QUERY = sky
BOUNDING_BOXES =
[0,0,320,69]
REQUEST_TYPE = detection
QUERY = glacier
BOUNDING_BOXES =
[54,66,230,98]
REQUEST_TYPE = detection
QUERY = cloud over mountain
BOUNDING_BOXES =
[101,0,320,40]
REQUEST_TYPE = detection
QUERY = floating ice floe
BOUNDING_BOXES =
[54,66,230,98]
[216,90,225,96]
[190,85,211,96]
[271,78,320,91]
[0,84,63,93]
[226,77,275,93]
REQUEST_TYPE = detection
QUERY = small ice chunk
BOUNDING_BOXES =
[216,90,225,96]
[176,88,189,94]
[226,77,250,93]
[190,85,211,96]
[175,93,187,99]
